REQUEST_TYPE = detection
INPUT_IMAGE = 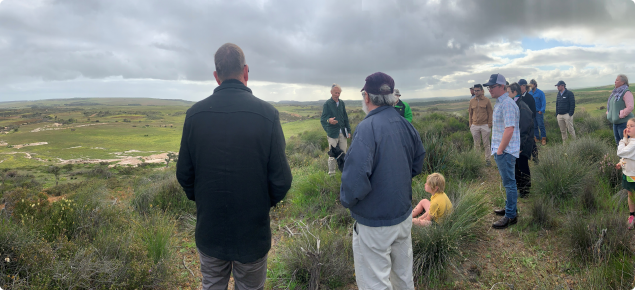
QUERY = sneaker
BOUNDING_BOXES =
[628,216,634,230]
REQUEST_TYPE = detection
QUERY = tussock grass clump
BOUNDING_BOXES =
[411,184,489,281]
[448,149,485,180]
[580,253,635,289]
[566,214,631,263]
[529,197,556,229]
[532,144,593,202]
[420,133,452,174]
[565,136,614,164]
[132,171,195,216]
[277,222,354,289]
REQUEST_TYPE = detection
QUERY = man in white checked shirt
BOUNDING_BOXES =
[483,73,520,229]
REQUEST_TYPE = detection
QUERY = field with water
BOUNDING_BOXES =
[1,87,634,289]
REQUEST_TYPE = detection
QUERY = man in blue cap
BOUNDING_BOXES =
[484,73,520,229]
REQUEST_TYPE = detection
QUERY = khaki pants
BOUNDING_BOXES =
[198,249,267,290]
[353,218,415,290]
[556,114,576,141]
[470,124,491,161]
[327,131,348,152]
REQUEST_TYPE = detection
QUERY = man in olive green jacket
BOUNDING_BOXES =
[321,84,351,175]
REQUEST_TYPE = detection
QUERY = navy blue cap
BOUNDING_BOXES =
[483,73,506,87]
[518,79,527,86]
[555,80,566,86]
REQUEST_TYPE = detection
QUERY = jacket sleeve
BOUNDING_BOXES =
[320,103,330,132]
[618,139,635,159]
[569,91,575,116]
[268,111,293,207]
[411,130,425,177]
[468,100,473,127]
[487,100,493,127]
[404,102,413,123]
[343,103,352,134]
[620,91,634,118]
[176,118,196,201]
[340,134,374,208]
[539,91,546,114]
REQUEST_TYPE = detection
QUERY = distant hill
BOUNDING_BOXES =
[0,98,195,108]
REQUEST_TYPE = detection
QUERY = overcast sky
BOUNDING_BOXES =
[1,0,635,103]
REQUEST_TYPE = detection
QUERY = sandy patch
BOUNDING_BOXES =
[68,146,82,149]
[0,141,7,146]
[57,152,176,167]
[12,142,48,149]
[31,122,107,133]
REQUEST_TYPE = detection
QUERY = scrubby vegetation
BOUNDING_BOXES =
[1,96,634,289]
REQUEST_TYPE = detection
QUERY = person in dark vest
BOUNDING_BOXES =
[555,80,576,141]
[509,82,534,198]
[176,43,292,290]
[321,83,351,175]
[607,74,633,145]
[394,89,413,123]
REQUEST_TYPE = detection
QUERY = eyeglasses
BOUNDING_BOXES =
[487,85,499,90]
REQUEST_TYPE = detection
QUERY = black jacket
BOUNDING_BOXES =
[176,79,292,263]
[515,97,535,159]
[556,89,575,116]
[520,92,536,119]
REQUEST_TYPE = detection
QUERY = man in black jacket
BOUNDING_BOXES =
[176,43,292,290]
[519,79,538,163]
[555,80,576,141]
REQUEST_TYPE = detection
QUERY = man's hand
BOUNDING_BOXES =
[347,133,351,138]
[538,111,542,115]
[328,117,338,125]
[497,149,504,155]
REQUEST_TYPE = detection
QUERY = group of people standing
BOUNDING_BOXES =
[176,42,634,290]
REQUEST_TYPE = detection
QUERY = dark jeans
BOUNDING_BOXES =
[495,153,518,219]
[515,155,531,197]
[534,113,546,138]
[614,122,628,145]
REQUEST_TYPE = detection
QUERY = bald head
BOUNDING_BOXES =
[214,43,247,83]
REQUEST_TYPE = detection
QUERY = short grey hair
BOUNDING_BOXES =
[214,43,246,81]
[331,83,342,91]
[618,74,629,86]
[361,84,398,106]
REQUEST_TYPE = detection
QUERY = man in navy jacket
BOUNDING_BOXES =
[177,43,292,290]
[341,72,425,290]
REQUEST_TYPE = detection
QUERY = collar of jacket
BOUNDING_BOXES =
[363,105,392,119]
[214,79,252,94]
[474,94,487,101]
[326,97,341,105]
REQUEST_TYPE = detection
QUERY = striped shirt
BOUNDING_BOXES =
[491,93,520,158]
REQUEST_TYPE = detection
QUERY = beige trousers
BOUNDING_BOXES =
[470,124,491,161]
[556,114,576,141]
[353,217,415,290]
[327,131,348,152]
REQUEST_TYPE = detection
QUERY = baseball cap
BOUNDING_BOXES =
[483,74,506,87]
[394,89,401,96]
[555,80,566,86]
[361,72,395,95]
[518,79,528,86]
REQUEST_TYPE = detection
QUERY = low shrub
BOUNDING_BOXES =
[286,130,328,158]
[411,184,489,282]
[579,253,635,289]
[566,136,613,164]
[421,133,452,174]
[277,221,354,289]
[132,172,196,216]
[289,171,341,219]
[566,214,631,263]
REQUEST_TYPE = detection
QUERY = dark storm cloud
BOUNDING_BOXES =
[0,0,634,96]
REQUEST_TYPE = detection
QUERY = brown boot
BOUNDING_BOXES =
[541,137,546,145]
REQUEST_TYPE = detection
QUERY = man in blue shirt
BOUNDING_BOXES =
[341,72,425,290]
[484,73,520,229]
[529,79,547,145]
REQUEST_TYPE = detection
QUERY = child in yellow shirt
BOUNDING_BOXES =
[412,173,453,226]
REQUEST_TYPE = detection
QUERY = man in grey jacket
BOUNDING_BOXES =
[340,72,425,290]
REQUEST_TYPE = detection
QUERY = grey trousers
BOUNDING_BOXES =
[198,249,267,290]
[353,218,415,290]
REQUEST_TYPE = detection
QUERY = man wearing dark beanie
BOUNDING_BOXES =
[341,72,425,289]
